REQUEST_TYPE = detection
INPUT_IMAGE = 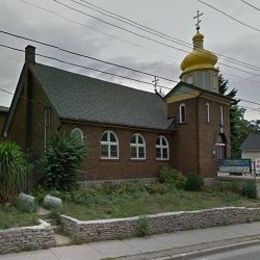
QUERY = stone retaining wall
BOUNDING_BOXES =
[0,219,55,254]
[60,207,260,242]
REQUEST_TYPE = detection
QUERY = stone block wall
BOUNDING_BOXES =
[0,219,55,254]
[60,207,260,242]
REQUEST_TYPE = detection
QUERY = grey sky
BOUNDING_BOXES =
[0,0,260,120]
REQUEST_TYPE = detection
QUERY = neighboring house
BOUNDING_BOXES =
[240,133,260,161]
[0,105,8,140]
[2,28,231,183]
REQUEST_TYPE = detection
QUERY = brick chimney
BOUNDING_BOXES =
[25,45,36,64]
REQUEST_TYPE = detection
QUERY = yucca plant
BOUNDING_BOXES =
[0,142,28,204]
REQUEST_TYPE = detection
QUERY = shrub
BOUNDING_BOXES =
[145,183,169,194]
[15,197,37,213]
[33,185,47,203]
[38,134,87,191]
[159,167,186,189]
[242,181,257,199]
[185,174,204,191]
[0,142,28,204]
[136,215,150,237]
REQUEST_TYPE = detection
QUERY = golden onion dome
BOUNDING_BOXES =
[180,31,218,74]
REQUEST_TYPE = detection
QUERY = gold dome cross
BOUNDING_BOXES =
[193,10,203,31]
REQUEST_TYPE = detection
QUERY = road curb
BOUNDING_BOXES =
[156,239,260,259]
[108,235,260,260]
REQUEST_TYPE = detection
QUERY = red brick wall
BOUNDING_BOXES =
[8,69,60,159]
[168,98,199,175]
[0,112,7,140]
[198,97,230,177]
[8,85,27,149]
[167,96,230,178]
[60,122,174,180]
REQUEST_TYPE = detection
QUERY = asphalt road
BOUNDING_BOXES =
[193,244,260,260]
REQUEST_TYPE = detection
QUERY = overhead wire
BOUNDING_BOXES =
[49,0,260,75]
[1,43,260,114]
[16,0,260,76]
[71,0,260,72]
[240,0,260,11]
[197,0,260,33]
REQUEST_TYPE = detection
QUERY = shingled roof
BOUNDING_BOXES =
[240,133,260,151]
[30,63,175,131]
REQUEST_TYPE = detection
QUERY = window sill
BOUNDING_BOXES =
[130,158,147,161]
[100,158,120,162]
[156,158,170,161]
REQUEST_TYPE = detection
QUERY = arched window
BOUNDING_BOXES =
[130,134,146,160]
[101,131,119,159]
[71,128,84,144]
[156,136,169,160]
[179,103,186,124]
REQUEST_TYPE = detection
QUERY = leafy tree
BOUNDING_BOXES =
[0,142,28,204]
[250,120,260,133]
[38,134,87,191]
[218,74,251,158]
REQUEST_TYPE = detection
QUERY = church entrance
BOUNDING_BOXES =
[215,134,226,160]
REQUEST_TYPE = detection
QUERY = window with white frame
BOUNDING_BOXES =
[206,102,210,123]
[101,131,119,159]
[71,128,84,144]
[130,134,146,159]
[220,106,224,126]
[156,135,169,160]
[179,103,186,123]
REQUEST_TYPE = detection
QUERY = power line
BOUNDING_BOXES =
[69,0,260,72]
[16,0,180,61]
[67,0,191,48]
[0,29,179,84]
[17,0,260,75]
[2,41,260,108]
[197,0,260,33]
[1,45,260,114]
[50,0,260,75]
[1,84,259,114]
[241,0,260,11]
[0,43,172,90]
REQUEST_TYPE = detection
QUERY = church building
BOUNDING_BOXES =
[2,24,231,182]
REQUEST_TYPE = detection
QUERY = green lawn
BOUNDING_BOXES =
[58,183,260,221]
[0,206,38,230]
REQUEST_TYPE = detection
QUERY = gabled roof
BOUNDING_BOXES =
[30,63,175,131]
[165,81,232,101]
[240,133,260,151]
[0,106,8,113]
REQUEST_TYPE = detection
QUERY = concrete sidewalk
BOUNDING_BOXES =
[2,222,260,260]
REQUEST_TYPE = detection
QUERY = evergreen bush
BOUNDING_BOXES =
[159,167,186,189]
[38,134,87,191]
[185,174,204,191]
[242,181,257,199]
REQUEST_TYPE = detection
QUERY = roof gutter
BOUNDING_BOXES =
[60,117,176,134]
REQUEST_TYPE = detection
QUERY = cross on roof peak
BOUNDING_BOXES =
[193,10,203,32]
